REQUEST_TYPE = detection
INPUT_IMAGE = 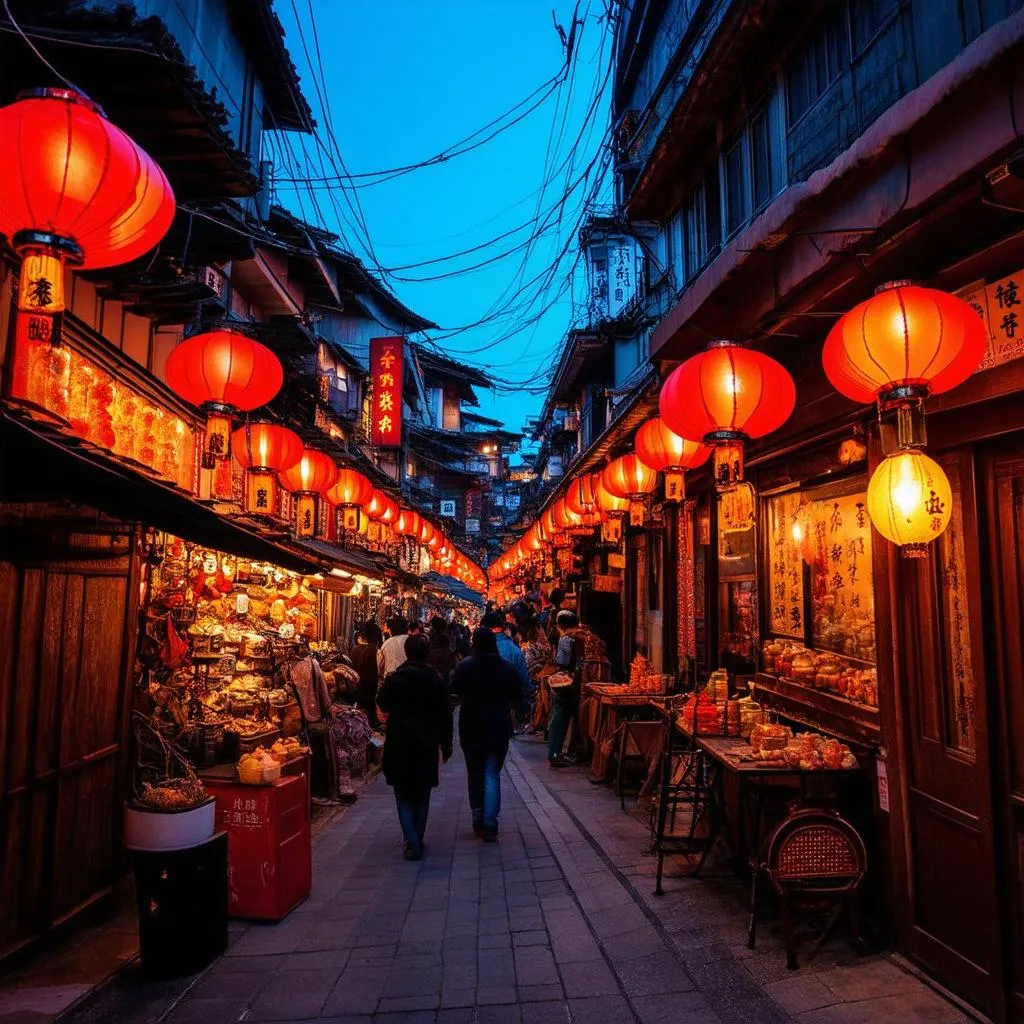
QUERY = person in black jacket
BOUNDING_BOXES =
[450,628,524,842]
[377,635,453,861]
[349,622,384,728]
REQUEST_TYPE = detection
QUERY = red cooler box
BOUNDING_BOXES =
[203,771,311,920]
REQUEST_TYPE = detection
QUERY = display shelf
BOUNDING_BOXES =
[754,673,881,748]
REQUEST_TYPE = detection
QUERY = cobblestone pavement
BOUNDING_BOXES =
[88,735,976,1024]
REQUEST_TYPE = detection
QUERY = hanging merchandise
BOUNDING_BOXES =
[165,329,283,467]
[602,454,657,525]
[659,340,795,489]
[326,468,373,533]
[866,448,952,556]
[634,416,711,502]
[0,89,175,351]
[278,451,338,538]
[232,422,304,516]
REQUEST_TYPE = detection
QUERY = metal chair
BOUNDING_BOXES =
[757,807,867,969]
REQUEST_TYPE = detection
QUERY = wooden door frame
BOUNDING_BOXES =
[982,436,1024,1022]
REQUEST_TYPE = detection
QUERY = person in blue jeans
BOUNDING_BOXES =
[451,628,524,841]
[548,610,583,768]
[377,635,453,861]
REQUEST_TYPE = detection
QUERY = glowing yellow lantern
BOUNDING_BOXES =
[866,448,952,557]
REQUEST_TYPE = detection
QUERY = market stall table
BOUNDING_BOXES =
[581,684,665,784]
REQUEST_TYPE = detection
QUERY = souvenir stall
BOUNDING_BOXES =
[133,534,375,920]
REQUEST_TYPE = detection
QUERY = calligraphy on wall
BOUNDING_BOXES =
[765,491,806,640]
[936,458,976,756]
[369,337,403,448]
[807,490,876,663]
[957,270,1024,370]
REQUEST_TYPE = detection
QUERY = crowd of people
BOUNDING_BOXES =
[344,592,609,861]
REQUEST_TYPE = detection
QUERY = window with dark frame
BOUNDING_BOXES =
[787,13,847,125]
[722,133,748,238]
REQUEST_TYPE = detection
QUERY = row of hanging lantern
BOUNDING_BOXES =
[0,92,490,592]
[491,280,986,587]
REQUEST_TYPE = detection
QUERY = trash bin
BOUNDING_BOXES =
[132,831,228,977]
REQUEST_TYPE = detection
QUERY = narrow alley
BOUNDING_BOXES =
[60,738,972,1024]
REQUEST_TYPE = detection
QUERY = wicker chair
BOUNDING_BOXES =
[762,808,867,969]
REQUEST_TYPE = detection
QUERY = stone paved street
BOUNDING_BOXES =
[78,735,975,1024]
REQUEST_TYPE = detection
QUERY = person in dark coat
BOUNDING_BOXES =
[377,635,453,860]
[450,628,524,841]
[349,622,384,728]
[426,618,454,685]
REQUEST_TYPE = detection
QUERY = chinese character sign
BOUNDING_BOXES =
[370,337,404,448]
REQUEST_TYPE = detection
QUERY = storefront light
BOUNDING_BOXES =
[866,447,952,557]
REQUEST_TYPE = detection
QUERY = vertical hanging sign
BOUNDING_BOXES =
[370,336,403,448]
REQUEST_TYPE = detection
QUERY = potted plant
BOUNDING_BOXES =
[124,713,216,852]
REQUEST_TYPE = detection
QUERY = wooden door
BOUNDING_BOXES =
[0,522,139,963]
[895,447,1004,1017]
[985,440,1024,1021]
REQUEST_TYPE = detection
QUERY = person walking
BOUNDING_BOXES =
[539,588,565,645]
[377,635,453,861]
[381,615,410,676]
[451,628,522,841]
[481,610,531,699]
[349,622,385,728]
[426,616,454,686]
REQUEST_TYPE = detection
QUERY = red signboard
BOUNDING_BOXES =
[370,336,403,448]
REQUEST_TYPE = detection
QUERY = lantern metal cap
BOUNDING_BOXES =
[12,229,83,264]
[874,279,915,294]
[17,87,104,117]
[705,338,738,350]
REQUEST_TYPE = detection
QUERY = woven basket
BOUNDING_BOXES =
[237,763,281,786]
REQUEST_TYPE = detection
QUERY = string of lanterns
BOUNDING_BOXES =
[490,280,987,596]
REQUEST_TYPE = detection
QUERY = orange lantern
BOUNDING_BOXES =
[823,282,986,407]
[278,450,338,538]
[593,473,628,543]
[659,340,795,488]
[0,89,175,352]
[635,417,711,502]
[231,421,303,516]
[602,455,657,525]
[327,468,373,532]
[396,507,422,538]
[165,329,284,466]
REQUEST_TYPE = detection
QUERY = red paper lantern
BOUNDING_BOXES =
[419,519,437,547]
[823,281,987,405]
[165,329,284,465]
[326,468,373,532]
[0,89,175,350]
[396,507,422,538]
[278,451,338,538]
[366,489,395,522]
[564,474,598,517]
[602,455,658,500]
[232,422,303,472]
[635,416,711,502]
[231,421,303,516]
[659,340,795,487]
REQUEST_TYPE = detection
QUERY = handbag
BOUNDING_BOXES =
[548,671,574,690]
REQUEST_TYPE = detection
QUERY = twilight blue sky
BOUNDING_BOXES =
[274,0,614,437]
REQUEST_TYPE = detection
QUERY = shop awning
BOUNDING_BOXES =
[0,411,321,575]
[421,572,485,607]
[293,538,391,581]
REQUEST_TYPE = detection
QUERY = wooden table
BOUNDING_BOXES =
[581,685,665,784]
[651,704,862,906]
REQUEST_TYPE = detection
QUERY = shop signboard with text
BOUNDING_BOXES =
[370,337,403,448]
